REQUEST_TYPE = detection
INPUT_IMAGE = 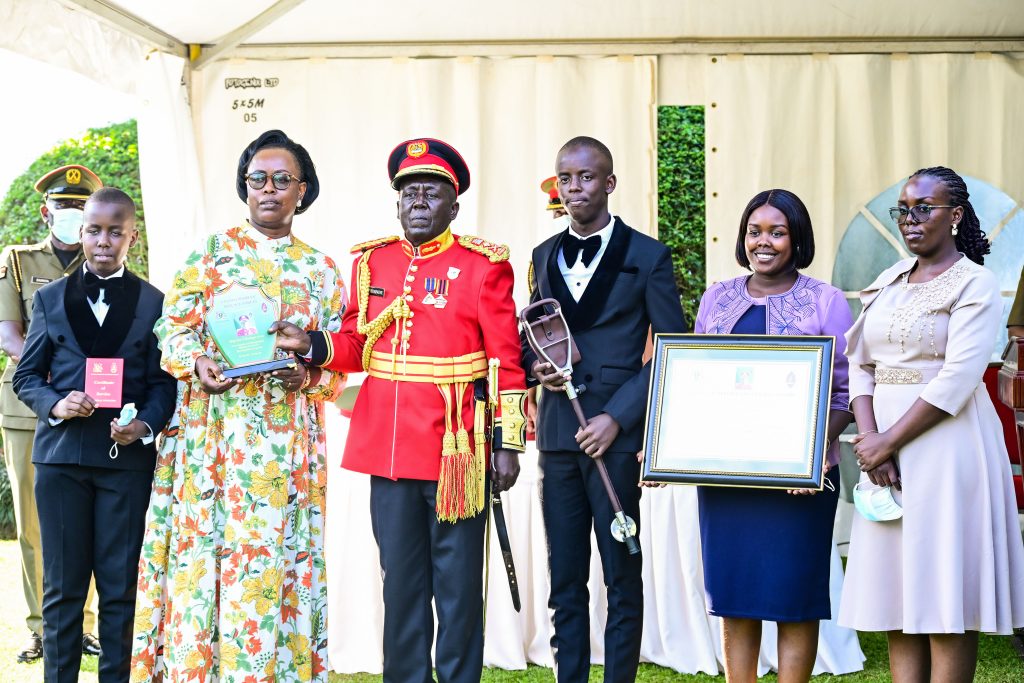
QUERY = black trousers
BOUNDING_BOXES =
[539,450,644,683]
[35,463,153,683]
[370,476,487,683]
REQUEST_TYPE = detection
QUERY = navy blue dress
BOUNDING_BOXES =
[697,304,840,622]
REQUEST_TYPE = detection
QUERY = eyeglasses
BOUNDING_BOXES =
[244,171,302,191]
[888,204,956,225]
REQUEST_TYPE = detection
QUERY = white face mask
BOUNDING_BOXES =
[853,481,903,522]
[49,208,84,245]
[551,214,572,232]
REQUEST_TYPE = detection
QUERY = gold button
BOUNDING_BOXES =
[405,320,413,328]
[405,295,413,302]
[403,286,411,294]
[406,275,415,282]
[410,265,419,272]
[409,311,415,317]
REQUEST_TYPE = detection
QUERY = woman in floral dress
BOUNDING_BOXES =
[130,130,345,682]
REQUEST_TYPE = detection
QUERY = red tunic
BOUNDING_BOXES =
[312,229,526,484]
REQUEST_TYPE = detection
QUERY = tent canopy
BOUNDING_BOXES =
[53,0,1024,64]
[4,1,1023,328]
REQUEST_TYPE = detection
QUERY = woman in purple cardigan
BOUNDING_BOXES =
[693,189,853,682]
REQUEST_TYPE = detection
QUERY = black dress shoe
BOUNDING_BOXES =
[82,632,102,656]
[16,632,43,663]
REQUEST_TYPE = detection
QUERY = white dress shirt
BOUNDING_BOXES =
[84,263,125,325]
[557,215,615,302]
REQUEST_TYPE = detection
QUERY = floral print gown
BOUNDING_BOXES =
[131,225,345,682]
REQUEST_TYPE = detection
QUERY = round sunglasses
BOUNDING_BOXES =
[244,171,302,191]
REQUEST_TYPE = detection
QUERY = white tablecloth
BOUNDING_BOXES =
[324,410,865,675]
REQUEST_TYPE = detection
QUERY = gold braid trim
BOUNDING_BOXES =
[355,247,410,370]
[457,235,510,263]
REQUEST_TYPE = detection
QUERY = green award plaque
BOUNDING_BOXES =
[207,282,295,378]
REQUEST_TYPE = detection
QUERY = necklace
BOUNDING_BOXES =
[887,259,969,358]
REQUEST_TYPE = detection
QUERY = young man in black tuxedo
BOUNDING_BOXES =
[13,188,176,683]
[523,137,687,682]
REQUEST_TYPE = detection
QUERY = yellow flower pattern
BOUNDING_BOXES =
[241,567,283,616]
[130,225,344,682]
[250,461,289,508]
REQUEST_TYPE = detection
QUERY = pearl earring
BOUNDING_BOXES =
[951,223,959,236]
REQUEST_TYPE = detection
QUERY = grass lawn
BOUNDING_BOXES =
[1,539,1020,681]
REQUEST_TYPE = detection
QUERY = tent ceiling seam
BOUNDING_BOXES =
[222,38,1024,61]
[57,0,187,55]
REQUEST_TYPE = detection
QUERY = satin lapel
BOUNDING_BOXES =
[545,231,578,321]
[569,219,632,331]
[91,271,141,358]
[64,269,100,355]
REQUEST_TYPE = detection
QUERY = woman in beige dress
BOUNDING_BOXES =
[839,166,1024,681]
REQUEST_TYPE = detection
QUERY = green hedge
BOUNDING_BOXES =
[0,121,146,539]
[0,120,148,278]
[657,106,706,327]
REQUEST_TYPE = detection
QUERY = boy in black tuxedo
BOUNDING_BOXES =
[13,188,176,682]
[523,137,687,682]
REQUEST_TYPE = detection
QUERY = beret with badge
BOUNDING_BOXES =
[388,138,471,195]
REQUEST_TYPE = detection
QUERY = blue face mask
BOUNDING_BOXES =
[853,481,903,522]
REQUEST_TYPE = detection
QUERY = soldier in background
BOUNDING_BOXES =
[0,165,103,663]
[526,176,572,436]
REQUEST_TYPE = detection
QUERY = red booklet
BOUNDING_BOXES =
[85,358,123,408]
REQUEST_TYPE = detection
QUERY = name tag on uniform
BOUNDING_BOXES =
[369,286,386,298]
[31,276,52,285]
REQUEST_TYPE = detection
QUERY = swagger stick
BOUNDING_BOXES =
[520,299,640,555]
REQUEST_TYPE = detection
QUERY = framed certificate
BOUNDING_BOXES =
[207,282,295,378]
[641,334,834,490]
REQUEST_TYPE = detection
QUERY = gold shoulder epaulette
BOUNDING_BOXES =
[350,235,400,254]
[457,235,510,263]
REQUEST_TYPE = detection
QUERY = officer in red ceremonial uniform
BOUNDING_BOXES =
[274,138,527,683]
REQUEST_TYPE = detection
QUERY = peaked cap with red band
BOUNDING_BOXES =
[540,176,563,211]
[388,138,471,195]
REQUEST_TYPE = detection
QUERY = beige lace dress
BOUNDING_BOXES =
[838,256,1024,634]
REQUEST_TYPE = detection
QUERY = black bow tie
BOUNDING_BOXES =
[83,271,124,304]
[562,234,601,268]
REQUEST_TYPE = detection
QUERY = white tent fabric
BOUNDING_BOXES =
[689,51,1024,287]
[60,0,1024,47]
[183,55,657,300]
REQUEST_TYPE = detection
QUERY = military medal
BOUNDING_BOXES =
[434,280,449,309]
[422,277,437,305]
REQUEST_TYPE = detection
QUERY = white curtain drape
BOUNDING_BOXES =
[685,52,1024,289]
[184,55,657,302]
